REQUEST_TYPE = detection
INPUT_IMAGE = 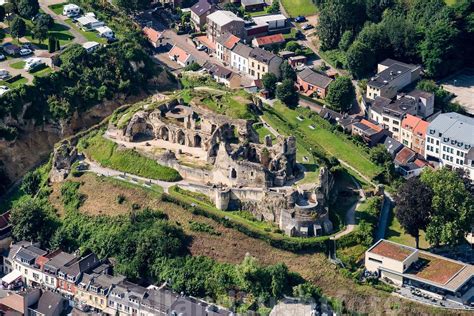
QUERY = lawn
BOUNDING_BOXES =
[64,19,107,44]
[263,102,381,179]
[32,65,53,77]
[78,132,182,182]
[385,207,430,249]
[253,122,276,143]
[48,2,67,15]
[281,0,318,17]
[24,22,75,49]
[444,0,458,6]
[10,61,26,69]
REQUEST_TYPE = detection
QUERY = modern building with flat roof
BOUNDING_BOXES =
[365,239,474,306]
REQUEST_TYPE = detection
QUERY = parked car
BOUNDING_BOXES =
[294,16,306,23]
[21,43,34,50]
[24,58,44,72]
[0,86,10,96]
[19,48,33,56]
[0,54,5,61]
[0,69,11,80]
[196,44,206,51]
[302,24,313,30]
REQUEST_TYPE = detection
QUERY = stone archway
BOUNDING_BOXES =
[159,126,169,141]
[177,130,186,145]
[194,134,202,148]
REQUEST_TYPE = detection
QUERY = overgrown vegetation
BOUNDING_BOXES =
[317,0,474,79]
[78,131,182,182]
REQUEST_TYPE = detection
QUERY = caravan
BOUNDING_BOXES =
[63,4,80,17]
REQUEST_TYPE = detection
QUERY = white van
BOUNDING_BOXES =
[63,4,80,17]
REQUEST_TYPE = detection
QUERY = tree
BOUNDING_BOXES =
[419,19,460,78]
[10,197,59,247]
[114,0,152,12]
[267,0,280,14]
[0,5,5,23]
[317,0,367,50]
[338,30,353,51]
[395,177,433,248]
[280,61,296,81]
[285,41,300,52]
[421,168,474,246]
[346,40,376,78]
[262,73,278,97]
[276,79,299,108]
[32,23,48,44]
[365,0,393,22]
[35,13,54,29]
[183,62,201,71]
[325,76,355,112]
[10,16,26,39]
[16,0,40,19]
[369,144,391,166]
[20,170,42,196]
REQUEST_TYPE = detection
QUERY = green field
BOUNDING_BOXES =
[79,132,182,182]
[262,102,381,179]
[444,0,458,6]
[32,65,53,77]
[281,0,318,17]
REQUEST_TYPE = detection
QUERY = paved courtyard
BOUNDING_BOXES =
[441,68,474,115]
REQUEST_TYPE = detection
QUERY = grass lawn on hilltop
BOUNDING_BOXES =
[0,76,28,88]
[78,132,182,182]
[444,0,458,6]
[263,101,381,179]
[23,19,75,49]
[281,0,318,17]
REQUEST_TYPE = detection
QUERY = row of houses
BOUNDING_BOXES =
[1,241,231,316]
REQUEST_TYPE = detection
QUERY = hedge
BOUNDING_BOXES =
[163,186,329,253]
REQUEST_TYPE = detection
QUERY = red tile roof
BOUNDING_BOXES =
[255,33,285,46]
[401,114,421,131]
[360,119,383,133]
[169,45,191,64]
[413,119,429,138]
[395,147,416,165]
[223,34,240,50]
[196,35,216,50]
[143,27,162,43]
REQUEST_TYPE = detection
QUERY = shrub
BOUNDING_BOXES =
[116,194,126,204]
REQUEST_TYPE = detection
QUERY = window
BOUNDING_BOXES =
[368,257,383,264]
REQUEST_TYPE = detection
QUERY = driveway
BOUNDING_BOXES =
[39,0,88,44]
[0,52,52,83]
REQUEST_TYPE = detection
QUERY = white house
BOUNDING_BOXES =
[168,45,196,67]
[62,4,80,17]
[424,112,474,180]
[96,26,114,39]
[230,42,252,74]
[82,41,100,53]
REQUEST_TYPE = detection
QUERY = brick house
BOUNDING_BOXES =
[296,68,333,99]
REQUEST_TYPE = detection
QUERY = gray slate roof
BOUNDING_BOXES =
[191,0,213,17]
[427,112,474,150]
[242,0,265,6]
[249,47,282,65]
[383,136,403,157]
[36,291,65,316]
[297,68,333,89]
[232,42,252,58]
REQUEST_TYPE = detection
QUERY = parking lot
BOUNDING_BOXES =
[441,68,474,115]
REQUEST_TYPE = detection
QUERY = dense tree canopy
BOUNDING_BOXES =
[276,79,299,108]
[325,76,355,112]
[318,0,474,79]
[14,0,40,19]
[262,73,278,97]
[395,177,433,249]
[10,197,60,247]
[420,168,474,246]
[10,16,26,39]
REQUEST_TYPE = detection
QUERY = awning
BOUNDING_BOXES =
[2,270,22,284]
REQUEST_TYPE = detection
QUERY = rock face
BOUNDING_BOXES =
[49,142,77,183]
